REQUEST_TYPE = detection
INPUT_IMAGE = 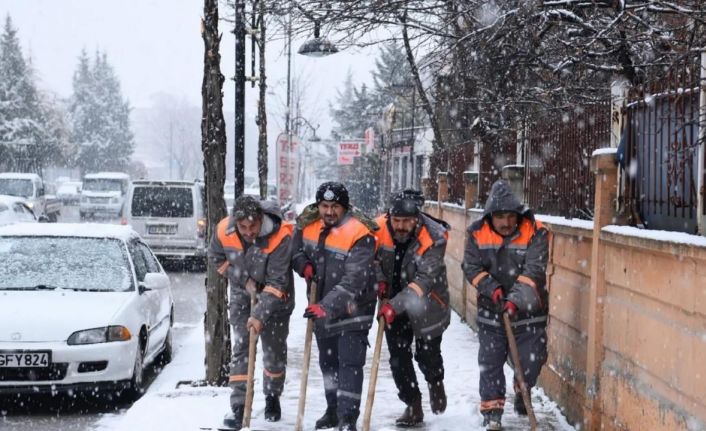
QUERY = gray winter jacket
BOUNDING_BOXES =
[374,213,451,339]
[462,180,550,326]
[292,211,377,337]
[208,201,295,325]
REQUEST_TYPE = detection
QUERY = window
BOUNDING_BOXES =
[139,243,162,273]
[0,237,133,291]
[129,241,148,282]
[131,186,194,218]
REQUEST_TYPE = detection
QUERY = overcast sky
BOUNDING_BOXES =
[0,0,378,139]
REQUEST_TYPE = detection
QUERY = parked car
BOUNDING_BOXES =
[0,223,174,399]
[80,172,130,220]
[0,173,61,222]
[0,195,39,226]
[56,181,82,205]
[122,180,207,266]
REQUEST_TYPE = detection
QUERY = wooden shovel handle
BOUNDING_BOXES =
[295,281,317,431]
[242,291,259,428]
[503,312,537,431]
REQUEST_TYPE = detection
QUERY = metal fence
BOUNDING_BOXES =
[524,103,611,218]
[622,58,703,233]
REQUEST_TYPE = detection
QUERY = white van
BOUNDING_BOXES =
[123,180,207,264]
[80,172,130,220]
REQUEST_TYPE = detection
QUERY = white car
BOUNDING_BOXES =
[0,223,174,399]
[0,195,38,226]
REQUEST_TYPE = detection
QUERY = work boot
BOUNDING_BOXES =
[264,394,281,422]
[223,405,244,430]
[395,397,424,427]
[337,415,357,431]
[514,392,527,416]
[428,380,447,414]
[481,408,503,431]
[315,406,338,429]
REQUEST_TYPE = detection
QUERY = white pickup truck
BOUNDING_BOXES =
[0,173,61,221]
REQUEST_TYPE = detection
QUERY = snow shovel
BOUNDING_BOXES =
[295,280,318,431]
[503,312,537,431]
[361,300,387,431]
[242,281,260,429]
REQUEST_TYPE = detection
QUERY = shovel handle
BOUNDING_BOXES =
[503,312,537,431]
[242,291,259,428]
[295,281,317,431]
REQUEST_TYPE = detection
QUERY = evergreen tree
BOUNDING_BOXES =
[0,15,44,171]
[370,40,416,129]
[69,49,134,173]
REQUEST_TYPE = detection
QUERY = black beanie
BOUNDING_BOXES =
[389,189,424,217]
[316,182,350,208]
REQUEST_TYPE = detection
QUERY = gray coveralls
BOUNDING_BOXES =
[209,207,295,410]
[462,180,550,413]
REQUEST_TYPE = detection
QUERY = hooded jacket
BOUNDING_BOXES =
[462,180,550,326]
[208,200,295,324]
[374,212,451,339]
[292,210,377,337]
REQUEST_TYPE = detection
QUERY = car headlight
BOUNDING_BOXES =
[25,202,34,209]
[67,326,132,345]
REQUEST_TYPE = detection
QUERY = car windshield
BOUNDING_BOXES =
[83,178,123,193]
[0,179,33,198]
[131,186,193,218]
[0,236,133,292]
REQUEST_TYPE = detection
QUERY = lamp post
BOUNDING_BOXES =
[233,0,246,199]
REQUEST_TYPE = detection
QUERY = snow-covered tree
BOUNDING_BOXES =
[69,49,134,173]
[0,15,46,171]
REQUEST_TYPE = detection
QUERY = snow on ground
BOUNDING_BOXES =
[95,277,576,431]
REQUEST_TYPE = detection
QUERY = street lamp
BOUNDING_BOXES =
[298,20,338,57]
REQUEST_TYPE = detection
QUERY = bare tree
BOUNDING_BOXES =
[201,0,230,386]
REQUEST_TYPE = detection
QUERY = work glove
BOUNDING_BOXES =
[303,263,315,283]
[503,301,518,319]
[378,303,396,327]
[376,281,389,300]
[490,287,505,314]
[303,304,327,320]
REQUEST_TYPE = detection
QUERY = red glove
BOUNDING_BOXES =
[303,263,315,282]
[378,303,396,327]
[376,281,389,299]
[303,304,327,319]
[503,301,518,318]
[491,288,503,305]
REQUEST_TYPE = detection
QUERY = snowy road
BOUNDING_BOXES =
[95,277,577,431]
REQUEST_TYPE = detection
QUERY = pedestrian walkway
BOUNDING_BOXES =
[96,278,576,431]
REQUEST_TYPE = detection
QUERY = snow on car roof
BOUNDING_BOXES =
[0,173,41,180]
[83,172,130,180]
[0,222,139,241]
[132,180,196,186]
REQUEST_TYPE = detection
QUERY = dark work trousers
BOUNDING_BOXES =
[229,289,291,410]
[385,313,444,405]
[477,316,548,408]
[315,330,369,422]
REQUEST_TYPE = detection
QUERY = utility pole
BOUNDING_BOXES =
[233,0,246,198]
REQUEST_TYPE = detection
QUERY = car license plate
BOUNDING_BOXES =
[148,225,176,235]
[0,351,51,368]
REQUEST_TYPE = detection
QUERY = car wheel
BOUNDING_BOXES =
[155,327,173,367]
[125,342,146,401]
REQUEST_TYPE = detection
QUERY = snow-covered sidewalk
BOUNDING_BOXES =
[96,278,576,431]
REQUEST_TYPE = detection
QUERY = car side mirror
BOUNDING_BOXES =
[138,272,170,293]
